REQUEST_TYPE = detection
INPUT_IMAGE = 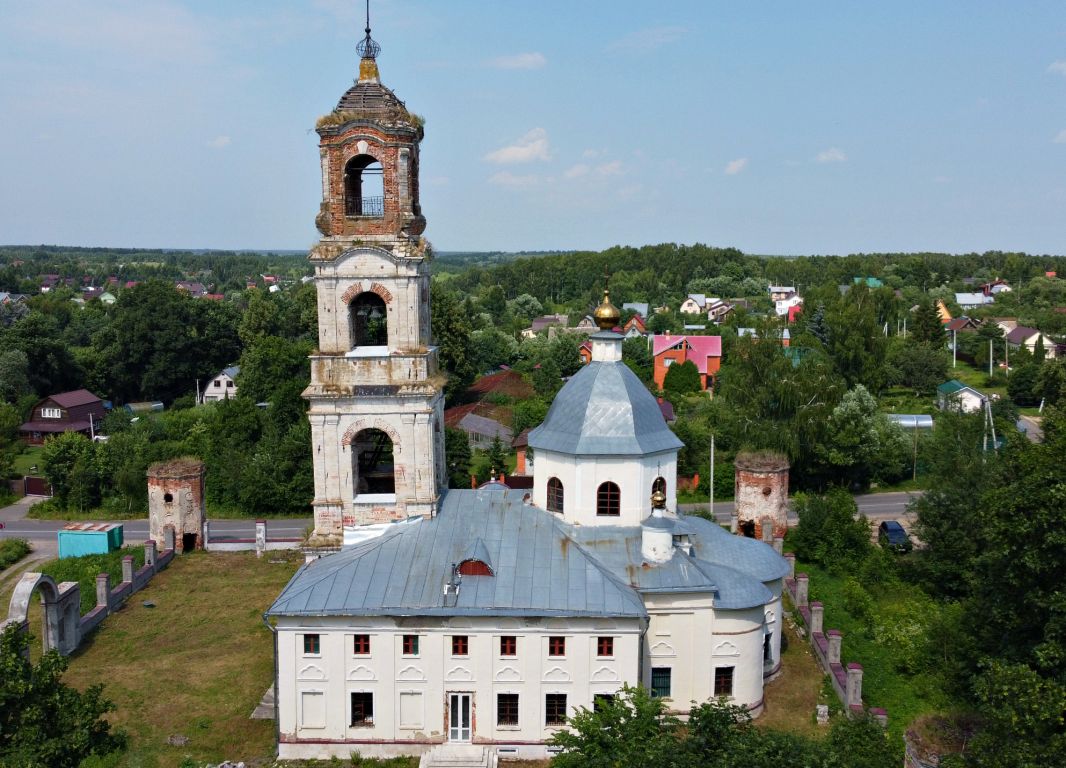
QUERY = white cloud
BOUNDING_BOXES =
[564,164,590,179]
[485,128,551,164]
[490,52,546,70]
[816,147,847,163]
[596,160,623,176]
[1047,61,1066,77]
[206,135,231,149]
[582,148,606,159]
[724,158,748,175]
[608,26,687,53]
[1054,129,1066,144]
[488,171,539,188]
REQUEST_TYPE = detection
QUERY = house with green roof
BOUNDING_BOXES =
[936,379,987,413]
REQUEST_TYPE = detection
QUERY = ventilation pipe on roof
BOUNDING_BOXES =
[442,563,460,607]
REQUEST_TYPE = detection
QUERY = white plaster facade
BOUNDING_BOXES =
[275,616,643,760]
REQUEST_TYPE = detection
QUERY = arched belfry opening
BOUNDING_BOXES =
[352,428,396,496]
[349,291,388,348]
[344,154,384,217]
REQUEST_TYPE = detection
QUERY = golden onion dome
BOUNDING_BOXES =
[651,488,667,509]
[593,288,621,331]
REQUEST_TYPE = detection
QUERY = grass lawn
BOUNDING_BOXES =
[62,550,302,768]
[949,360,1006,397]
[797,560,955,742]
[756,621,832,738]
[12,444,43,476]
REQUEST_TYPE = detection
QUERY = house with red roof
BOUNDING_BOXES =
[652,333,722,391]
[19,389,106,445]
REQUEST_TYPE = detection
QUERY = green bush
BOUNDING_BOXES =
[41,547,146,615]
[0,538,31,571]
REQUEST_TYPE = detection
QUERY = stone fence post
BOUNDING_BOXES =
[795,573,809,608]
[730,509,739,534]
[256,519,267,558]
[772,537,784,554]
[846,663,864,709]
[828,630,842,664]
[95,573,111,611]
[163,527,175,552]
[121,556,134,584]
[810,602,824,635]
[144,540,157,569]
[203,519,211,547]
[784,553,795,579]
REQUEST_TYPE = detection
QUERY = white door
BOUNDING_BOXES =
[448,693,472,741]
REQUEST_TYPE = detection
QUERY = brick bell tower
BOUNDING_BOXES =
[305,19,445,541]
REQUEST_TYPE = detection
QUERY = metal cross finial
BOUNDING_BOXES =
[356,0,381,59]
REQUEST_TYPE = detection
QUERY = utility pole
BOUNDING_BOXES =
[989,339,993,377]
[1005,339,1009,375]
[912,418,918,481]
[709,433,715,519]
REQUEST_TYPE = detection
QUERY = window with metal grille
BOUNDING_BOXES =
[597,481,620,516]
[545,694,567,726]
[351,692,374,726]
[500,635,517,656]
[452,635,469,656]
[597,636,614,657]
[497,693,519,726]
[548,636,566,657]
[714,666,734,697]
[651,667,671,698]
[303,634,320,654]
[547,477,564,514]
[593,694,615,712]
[353,634,370,655]
[403,635,419,655]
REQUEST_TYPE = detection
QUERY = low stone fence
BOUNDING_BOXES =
[2,536,176,656]
[783,553,888,726]
[203,519,302,555]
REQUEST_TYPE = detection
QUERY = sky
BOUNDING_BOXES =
[1,0,1065,256]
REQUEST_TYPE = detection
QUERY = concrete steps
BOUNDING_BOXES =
[418,744,497,768]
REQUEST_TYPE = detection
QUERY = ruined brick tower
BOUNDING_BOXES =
[305,22,445,541]
[733,452,790,541]
[147,458,206,553]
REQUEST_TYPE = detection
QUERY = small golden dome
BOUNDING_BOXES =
[593,288,621,331]
[650,488,667,509]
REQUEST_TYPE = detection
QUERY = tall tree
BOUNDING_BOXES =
[912,299,945,345]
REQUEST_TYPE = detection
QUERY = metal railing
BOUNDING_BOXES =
[345,195,385,217]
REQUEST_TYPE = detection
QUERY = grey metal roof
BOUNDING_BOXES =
[528,359,683,456]
[267,488,647,619]
[222,365,240,379]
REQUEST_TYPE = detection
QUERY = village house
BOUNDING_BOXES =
[267,34,787,762]
[652,334,722,391]
[622,315,646,338]
[175,280,208,298]
[979,278,1011,296]
[19,389,106,444]
[954,292,994,310]
[521,314,569,339]
[201,366,240,403]
[937,380,987,413]
[768,285,795,302]
[1006,326,1060,359]
[679,293,709,314]
[774,293,803,318]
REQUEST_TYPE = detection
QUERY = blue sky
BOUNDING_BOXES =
[1,0,1065,255]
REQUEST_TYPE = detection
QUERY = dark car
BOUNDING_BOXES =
[878,520,912,553]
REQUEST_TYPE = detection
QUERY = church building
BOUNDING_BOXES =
[267,23,788,762]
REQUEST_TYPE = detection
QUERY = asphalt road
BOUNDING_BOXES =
[1,491,920,547]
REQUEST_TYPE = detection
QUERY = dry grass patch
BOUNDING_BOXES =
[755,621,830,738]
[62,550,301,768]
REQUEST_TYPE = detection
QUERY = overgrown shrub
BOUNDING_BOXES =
[0,538,30,571]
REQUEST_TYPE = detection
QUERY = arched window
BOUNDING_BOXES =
[349,292,388,348]
[457,559,493,576]
[597,481,620,517]
[547,477,564,514]
[352,428,395,496]
[344,154,384,217]
[652,477,666,496]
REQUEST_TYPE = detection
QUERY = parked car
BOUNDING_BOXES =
[878,520,913,553]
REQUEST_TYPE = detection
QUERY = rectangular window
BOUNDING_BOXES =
[403,634,419,656]
[500,635,517,656]
[350,691,374,726]
[41,407,62,418]
[214,380,221,388]
[353,634,370,655]
[714,666,734,697]
[226,380,234,387]
[651,667,672,698]
[545,693,567,726]
[303,634,320,655]
[548,636,566,657]
[497,693,519,726]
[452,635,469,656]
[597,636,614,657]
[399,691,423,729]
[593,694,615,712]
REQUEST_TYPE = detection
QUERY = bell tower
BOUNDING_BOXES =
[305,18,445,541]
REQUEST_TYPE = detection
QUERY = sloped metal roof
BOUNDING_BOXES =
[267,488,647,619]
[527,361,683,456]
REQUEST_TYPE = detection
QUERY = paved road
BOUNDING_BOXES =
[1,491,920,547]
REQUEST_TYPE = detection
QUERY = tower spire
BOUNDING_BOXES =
[356,0,381,83]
